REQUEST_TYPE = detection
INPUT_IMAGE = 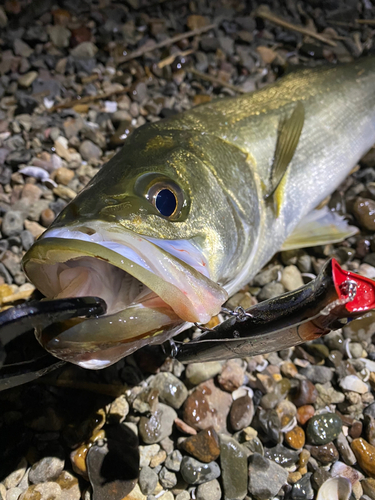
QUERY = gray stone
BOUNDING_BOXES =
[3,458,27,489]
[70,42,98,59]
[79,140,102,161]
[139,444,160,467]
[299,365,333,384]
[248,453,288,500]
[138,466,158,495]
[281,265,304,291]
[252,265,282,286]
[196,479,222,500]
[159,466,177,489]
[48,25,71,49]
[180,457,221,485]
[138,403,177,444]
[149,372,188,409]
[258,282,285,301]
[220,434,247,500]
[335,432,357,465]
[2,211,24,237]
[291,472,314,499]
[28,456,65,484]
[165,450,182,472]
[14,39,33,58]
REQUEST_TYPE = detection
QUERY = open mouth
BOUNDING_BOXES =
[22,222,227,368]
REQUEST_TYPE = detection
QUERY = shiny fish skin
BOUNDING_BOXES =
[22,57,375,368]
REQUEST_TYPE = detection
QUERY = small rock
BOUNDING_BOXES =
[352,438,375,478]
[248,453,288,500]
[310,442,339,465]
[2,211,24,237]
[181,427,220,463]
[217,360,245,392]
[149,372,188,410]
[182,378,232,433]
[54,167,75,186]
[196,479,221,500]
[285,426,305,450]
[165,450,182,472]
[362,478,375,499]
[138,403,177,444]
[159,466,177,489]
[336,432,357,465]
[14,39,33,58]
[180,457,220,485]
[258,282,285,301]
[220,434,248,500]
[306,413,342,445]
[40,208,56,228]
[330,461,363,485]
[6,487,23,500]
[70,42,98,59]
[252,265,282,286]
[18,71,38,88]
[79,140,102,161]
[3,457,27,489]
[185,361,223,385]
[264,443,299,468]
[108,395,129,424]
[139,466,158,495]
[19,482,61,500]
[292,379,318,407]
[291,472,314,500]
[150,449,167,468]
[299,365,333,384]
[280,265,304,291]
[229,394,254,431]
[352,197,375,231]
[296,405,315,425]
[340,375,369,394]
[48,25,71,48]
[139,444,160,467]
[55,471,80,500]
[29,456,65,484]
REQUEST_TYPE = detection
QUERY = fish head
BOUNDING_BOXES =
[22,127,230,368]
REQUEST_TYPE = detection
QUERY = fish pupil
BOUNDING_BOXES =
[155,189,177,217]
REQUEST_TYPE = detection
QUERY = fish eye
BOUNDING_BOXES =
[146,180,184,219]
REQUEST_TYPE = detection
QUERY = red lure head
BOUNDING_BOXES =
[331,258,375,313]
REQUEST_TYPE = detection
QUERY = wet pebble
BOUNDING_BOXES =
[362,478,375,499]
[264,443,299,468]
[285,426,305,450]
[352,197,375,231]
[217,359,245,392]
[180,457,220,485]
[310,442,339,465]
[181,427,220,463]
[352,438,375,478]
[299,365,333,384]
[159,466,177,489]
[182,379,232,433]
[149,372,188,410]
[184,361,223,385]
[330,461,363,485]
[297,405,315,425]
[248,453,288,500]
[340,375,369,394]
[292,472,314,500]
[306,413,342,445]
[219,434,248,500]
[138,403,177,444]
[19,482,61,500]
[196,479,221,500]
[229,394,254,431]
[336,432,357,465]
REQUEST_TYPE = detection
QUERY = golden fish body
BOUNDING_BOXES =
[23,58,375,368]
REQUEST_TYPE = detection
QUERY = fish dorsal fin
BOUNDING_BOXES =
[281,206,359,251]
[265,101,305,214]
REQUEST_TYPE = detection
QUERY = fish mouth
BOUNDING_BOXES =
[22,221,227,369]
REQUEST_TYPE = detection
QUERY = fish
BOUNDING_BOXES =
[22,57,375,369]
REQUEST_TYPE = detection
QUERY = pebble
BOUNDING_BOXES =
[229,394,254,431]
[40,208,56,228]
[306,413,342,445]
[79,140,102,161]
[180,457,220,485]
[7,487,23,500]
[182,378,232,433]
[19,482,61,500]
[299,365,333,384]
[159,467,177,489]
[55,471,80,500]
[285,426,305,450]
[280,265,304,291]
[138,403,177,444]
[362,478,375,499]
[297,405,315,425]
[219,435,248,500]
[257,281,285,301]
[139,467,158,495]
[252,265,282,286]
[185,362,224,385]
[352,197,375,231]
[352,438,375,478]
[248,453,288,500]
[310,442,339,465]
[2,211,24,237]
[264,443,299,467]
[292,472,314,500]
[29,456,65,484]
[336,432,357,465]
[149,372,188,410]
[139,445,160,468]
[217,359,245,392]
[292,379,318,407]
[54,167,75,186]
[164,450,182,472]
[3,458,28,489]
[108,395,129,424]
[18,71,38,88]
[330,461,363,485]
[196,479,221,500]
[340,375,369,394]
[181,427,220,463]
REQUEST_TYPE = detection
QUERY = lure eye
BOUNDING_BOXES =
[146,180,185,219]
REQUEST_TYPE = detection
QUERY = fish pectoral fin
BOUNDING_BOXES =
[281,206,359,251]
[265,101,305,215]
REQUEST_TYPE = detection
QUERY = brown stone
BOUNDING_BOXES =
[310,442,339,465]
[349,420,363,439]
[230,394,254,431]
[291,380,318,407]
[181,427,220,463]
[186,15,209,30]
[362,478,375,499]
[285,426,305,450]
[296,405,315,425]
[182,378,231,433]
[352,438,375,477]
[280,361,298,378]
[54,167,75,186]
[217,360,245,392]
[40,208,56,228]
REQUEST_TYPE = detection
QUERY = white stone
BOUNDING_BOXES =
[339,375,369,394]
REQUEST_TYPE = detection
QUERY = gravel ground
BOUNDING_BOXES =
[1,1,375,499]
